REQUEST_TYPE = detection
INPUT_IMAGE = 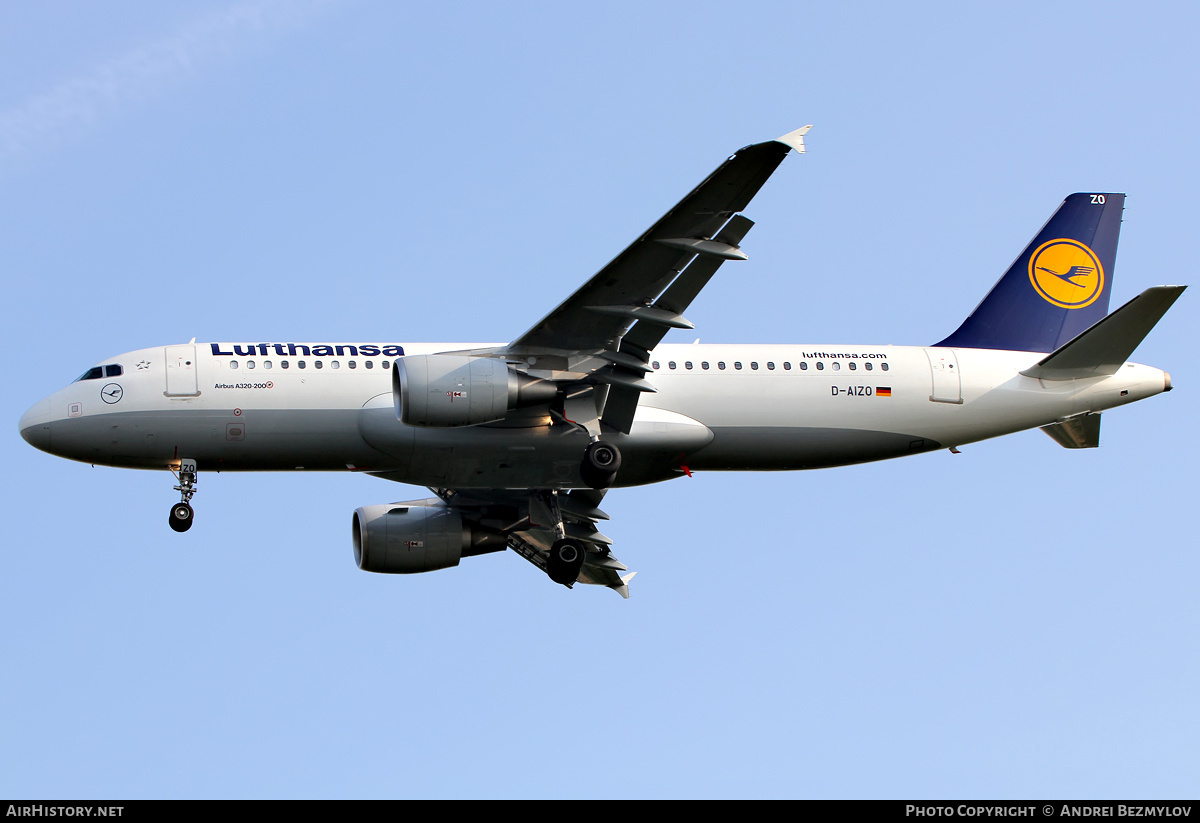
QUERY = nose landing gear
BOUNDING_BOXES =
[169,459,197,533]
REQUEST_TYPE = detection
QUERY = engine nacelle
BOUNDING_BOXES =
[393,354,557,427]
[352,500,506,574]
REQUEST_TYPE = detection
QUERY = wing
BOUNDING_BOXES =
[474,126,812,433]
[406,127,812,596]
[511,125,810,352]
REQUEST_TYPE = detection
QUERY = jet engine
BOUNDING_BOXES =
[352,500,507,574]
[393,355,557,427]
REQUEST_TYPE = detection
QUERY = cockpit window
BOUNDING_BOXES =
[76,364,123,382]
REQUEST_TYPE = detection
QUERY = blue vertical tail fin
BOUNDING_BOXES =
[936,193,1124,353]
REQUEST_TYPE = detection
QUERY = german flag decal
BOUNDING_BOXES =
[876,387,892,397]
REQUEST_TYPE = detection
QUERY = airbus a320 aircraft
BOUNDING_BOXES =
[19,126,1185,597]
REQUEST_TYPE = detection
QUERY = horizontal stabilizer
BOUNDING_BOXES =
[1041,412,1102,448]
[1021,286,1185,380]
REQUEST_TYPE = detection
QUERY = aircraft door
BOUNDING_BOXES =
[923,348,962,404]
[165,345,200,396]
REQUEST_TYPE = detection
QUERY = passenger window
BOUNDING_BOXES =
[783,362,791,370]
[382,360,390,369]
[750,362,758,370]
[816,362,824,370]
[652,361,660,370]
[881,362,889,372]
[832,362,841,370]
[718,362,726,370]
[365,361,374,369]
[684,361,693,370]
[800,362,808,370]
[767,362,775,370]
[281,360,289,369]
[349,361,357,369]
[247,360,256,369]
[669,361,677,370]
[701,361,709,370]
[298,361,306,369]
[849,362,856,371]
[331,361,340,370]
[865,362,872,371]
[105,365,123,377]
[734,362,742,370]
[229,361,239,370]
[263,360,273,369]
[315,361,324,370]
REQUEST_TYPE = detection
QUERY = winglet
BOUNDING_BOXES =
[776,125,812,154]
[612,572,637,599]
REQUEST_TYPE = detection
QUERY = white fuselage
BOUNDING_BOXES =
[19,341,1171,489]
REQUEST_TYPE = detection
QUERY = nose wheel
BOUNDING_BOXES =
[169,459,197,533]
[169,502,194,532]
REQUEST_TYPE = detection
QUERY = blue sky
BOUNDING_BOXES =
[3,0,1197,799]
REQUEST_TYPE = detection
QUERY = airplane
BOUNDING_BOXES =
[18,126,1185,597]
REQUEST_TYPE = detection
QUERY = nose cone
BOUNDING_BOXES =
[19,398,51,452]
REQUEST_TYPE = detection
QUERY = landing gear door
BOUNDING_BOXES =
[924,348,962,404]
[165,345,200,396]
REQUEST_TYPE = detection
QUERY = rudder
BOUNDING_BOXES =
[936,193,1124,353]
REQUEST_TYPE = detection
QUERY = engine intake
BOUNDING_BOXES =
[393,354,557,427]
[353,500,506,574]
